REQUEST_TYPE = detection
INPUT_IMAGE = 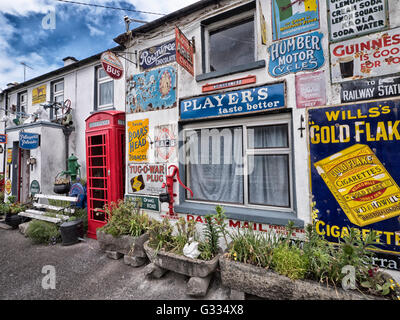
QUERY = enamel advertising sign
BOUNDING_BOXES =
[327,0,387,42]
[19,132,40,150]
[126,66,176,113]
[128,119,149,162]
[308,100,400,261]
[271,0,320,41]
[330,28,400,83]
[32,85,46,105]
[295,70,326,108]
[139,39,176,70]
[180,82,285,121]
[175,26,194,76]
[101,51,123,80]
[127,163,166,195]
[268,31,325,77]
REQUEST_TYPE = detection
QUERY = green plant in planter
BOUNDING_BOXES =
[0,202,11,215]
[148,216,175,253]
[9,202,26,215]
[7,195,16,204]
[26,220,61,245]
[100,199,151,237]
[272,243,309,280]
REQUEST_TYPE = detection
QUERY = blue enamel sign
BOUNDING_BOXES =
[19,132,40,149]
[126,66,177,113]
[308,100,400,265]
[268,31,324,77]
[139,39,176,70]
[0,134,6,143]
[271,0,320,41]
[180,83,285,121]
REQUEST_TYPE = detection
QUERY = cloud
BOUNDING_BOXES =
[87,23,106,36]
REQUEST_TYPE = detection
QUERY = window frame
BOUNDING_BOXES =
[17,91,27,115]
[95,66,114,110]
[182,112,293,213]
[52,80,64,104]
[203,10,257,74]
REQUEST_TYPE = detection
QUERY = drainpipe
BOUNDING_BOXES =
[62,126,74,171]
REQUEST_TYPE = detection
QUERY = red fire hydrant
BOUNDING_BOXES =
[160,165,193,217]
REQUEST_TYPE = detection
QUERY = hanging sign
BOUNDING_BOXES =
[127,163,167,195]
[32,84,46,105]
[19,132,40,150]
[5,180,11,195]
[327,0,387,42]
[180,82,285,121]
[7,149,12,164]
[175,26,194,76]
[126,66,177,113]
[201,75,257,93]
[295,70,326,108]
[268,31,324,77]
[341,74,400,103]
[100,51,123,80]
[139,39,176,70]
[128,119,149,162]
[0,134,7,143]
[30,180,40,197]
[154,124,177,162]
[125,194,160,212]
[308,100,400,260]
[330,28,400,83]
[271,0,320,41]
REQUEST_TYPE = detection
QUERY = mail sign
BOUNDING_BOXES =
[180,83,285,121]
[19,132,40,150]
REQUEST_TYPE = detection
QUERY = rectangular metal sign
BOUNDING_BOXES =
[308,100,400,259]
[127,163,166,196]
[330,28,400,83]
[0,134,7,143]
[340,74,400,103]
[180,82,285,121]
[295,70,326,108]
[19,132,40,150]
[125,194,160,212]
[327,0,387,42]
[128,119,149,162]
[175,26,194,76]
[139,39,176,70]
[271,0,320,41]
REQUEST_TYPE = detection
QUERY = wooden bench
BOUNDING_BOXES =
[18,193,78,224]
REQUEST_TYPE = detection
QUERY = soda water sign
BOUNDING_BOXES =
[19,132,40,150]
[268,31,324,77]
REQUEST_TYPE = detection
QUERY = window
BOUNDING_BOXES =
[201,2,257,75]
[184,114,292,211]
[96,67,114,110]
[17,91,27,115]
[53,80,64,104]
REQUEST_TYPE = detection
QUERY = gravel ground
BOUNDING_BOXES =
[0,227,231,300]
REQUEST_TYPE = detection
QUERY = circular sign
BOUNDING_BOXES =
[101,51,123,80]
[30,180,40,197]
[155,127,176,161]
[5,180,11,195]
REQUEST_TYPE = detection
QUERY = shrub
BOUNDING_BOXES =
[26,220,61,245]
[272,243,309,280]
[100,199,151,237]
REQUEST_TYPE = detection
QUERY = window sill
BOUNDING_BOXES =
[174,201,304,228]
[196,60,265,82]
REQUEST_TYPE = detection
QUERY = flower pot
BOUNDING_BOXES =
[143,240,220,278]
[96,229,149,257]
[60,219,84,246]
[54,183,70,194]
[5,213,22,229]
[219,254,381,300]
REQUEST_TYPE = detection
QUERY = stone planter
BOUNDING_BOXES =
[219,254,381,300]
[96,229,149,267]
[143,240,220,296]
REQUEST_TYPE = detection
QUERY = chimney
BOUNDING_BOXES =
[62,56,78,66]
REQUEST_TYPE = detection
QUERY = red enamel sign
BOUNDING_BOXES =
[175,26,194,76]
[101,51,123,80]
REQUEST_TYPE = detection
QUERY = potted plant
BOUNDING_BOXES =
[54,173,71,194]
[4,196,26,229]
[96,199,151,267]
[219,221,400,300]
[143,206,228,297]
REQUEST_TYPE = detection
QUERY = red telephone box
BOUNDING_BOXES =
[85,111,125,239]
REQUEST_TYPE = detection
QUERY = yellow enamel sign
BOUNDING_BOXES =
[314,144,400,227]
[32,85,46,105]
[128,119,149,162]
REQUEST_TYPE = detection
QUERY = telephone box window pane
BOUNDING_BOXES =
[91,135,103,145]
[93,189,105,200]
[209,18,254,72]
[91,146,103,156]
[91,168,105,178]
[91,178,104,188]
[248,155,289,207]
[90,157,105,167]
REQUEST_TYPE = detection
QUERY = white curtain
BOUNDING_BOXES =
[187,127,243,203]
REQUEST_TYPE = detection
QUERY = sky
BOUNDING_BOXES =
[0,0,198,90]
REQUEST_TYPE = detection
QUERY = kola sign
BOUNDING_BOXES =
[101,51,123,80]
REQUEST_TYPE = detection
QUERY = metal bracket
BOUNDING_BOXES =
[298,114,306,138]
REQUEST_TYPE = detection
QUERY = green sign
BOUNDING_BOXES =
[125,195,160,212]
[30,180,40,196]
